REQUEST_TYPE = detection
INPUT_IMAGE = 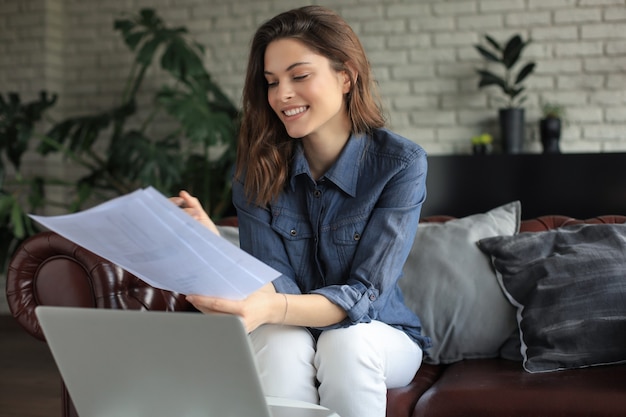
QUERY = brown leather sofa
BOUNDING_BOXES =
[7,214,626,417]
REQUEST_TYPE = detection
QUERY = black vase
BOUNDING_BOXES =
[499,108,525,154]
[539,117,561,154]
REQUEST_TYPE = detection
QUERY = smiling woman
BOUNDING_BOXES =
[177,6,430,417]
[263,38,351,150]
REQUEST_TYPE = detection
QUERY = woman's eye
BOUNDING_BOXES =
[293,74,309,81]
[267,81,278,88]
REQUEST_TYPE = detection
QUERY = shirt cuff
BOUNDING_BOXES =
[311,284,379,325]
[271,274,302,295]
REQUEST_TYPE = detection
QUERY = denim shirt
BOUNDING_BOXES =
[232,128,431,349]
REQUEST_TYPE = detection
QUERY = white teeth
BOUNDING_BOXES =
[284,106,307,117]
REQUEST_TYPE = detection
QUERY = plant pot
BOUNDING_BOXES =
[540,117,561,154]
[499,108,525,154]
[472,144,492,155]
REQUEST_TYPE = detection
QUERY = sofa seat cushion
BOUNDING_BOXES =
[386,364,443,417]
[412,359,626,417]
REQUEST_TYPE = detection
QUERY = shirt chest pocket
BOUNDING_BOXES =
[272,213,314,279]
[331,219,367,245]
[330,218,368,271]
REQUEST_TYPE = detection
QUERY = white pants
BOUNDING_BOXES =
[249,321,423,417]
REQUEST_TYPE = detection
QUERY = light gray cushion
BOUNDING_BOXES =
[399,201,521,364]
[478,223,626,373]
[216,225,240,247]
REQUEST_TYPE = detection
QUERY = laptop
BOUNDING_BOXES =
[35,306,339,417]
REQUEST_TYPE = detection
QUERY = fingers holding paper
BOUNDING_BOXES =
[169,190,220,236]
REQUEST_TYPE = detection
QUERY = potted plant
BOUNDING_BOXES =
[474,34,536,154]
[0,9,239,271]
[471,133,493,155]
[539,102,565,154]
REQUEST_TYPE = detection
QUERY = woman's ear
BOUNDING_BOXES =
[342,62,358,94]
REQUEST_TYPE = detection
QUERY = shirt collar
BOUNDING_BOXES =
[289,132,366,197]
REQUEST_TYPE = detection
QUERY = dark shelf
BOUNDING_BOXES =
[421,153,626,219]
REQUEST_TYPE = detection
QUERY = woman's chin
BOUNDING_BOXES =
[284,127,309,140]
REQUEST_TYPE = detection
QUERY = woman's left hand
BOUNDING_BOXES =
[186,283,283,333]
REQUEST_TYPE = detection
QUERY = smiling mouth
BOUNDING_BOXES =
[283,106,308,117]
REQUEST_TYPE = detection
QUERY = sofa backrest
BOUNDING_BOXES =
[9,212,625,342]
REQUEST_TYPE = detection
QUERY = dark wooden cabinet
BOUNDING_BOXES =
[421,153,626,219]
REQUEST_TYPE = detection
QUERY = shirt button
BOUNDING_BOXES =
[353,233,361,241]
[313,190,322,198]
[369,294,376,301]
[290,229,297,236]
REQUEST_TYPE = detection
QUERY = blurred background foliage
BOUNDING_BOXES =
[0,8,240,271]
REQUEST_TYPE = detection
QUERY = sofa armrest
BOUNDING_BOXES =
[6,231,193,341]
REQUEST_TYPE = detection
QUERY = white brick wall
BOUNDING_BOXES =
[2,0,625,154]
[0,0,625,311]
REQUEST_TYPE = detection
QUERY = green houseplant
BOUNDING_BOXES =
[474,34,536,154]
[0,8,239,271]
[539,102,565,154]
[0,92,58,269]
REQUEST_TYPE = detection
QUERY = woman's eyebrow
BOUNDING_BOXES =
[264,61,312,75]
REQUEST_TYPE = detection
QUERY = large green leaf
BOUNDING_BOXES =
[40,100,135,156]
[474,45,501,64]
[0,227,18,272]
[42,114,111,154]
[107,129,183,192]
[502,35,523,69]
[160,38,207,81]
[125,30,148,51]
[476,69,507,90]
[10,198,25,239]
[113,18,134,34]
[484,35,501,52]
[0,91,56,169]
[139,8,159,28]
[136,35,163,66]
[0,193,13,219]
[27,177,45,209]
[157,86,236,147]
[515,62,536,85]
[115,8,201,84]
[113,18,145,50]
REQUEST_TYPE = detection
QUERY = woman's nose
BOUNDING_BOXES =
[276,82,293,102]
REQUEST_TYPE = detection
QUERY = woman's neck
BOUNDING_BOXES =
[302,129,351,180]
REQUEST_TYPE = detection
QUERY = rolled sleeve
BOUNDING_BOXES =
[272,274,302,295]
[311,283,378,328]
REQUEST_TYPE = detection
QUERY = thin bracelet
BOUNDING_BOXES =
[281,293,288,325]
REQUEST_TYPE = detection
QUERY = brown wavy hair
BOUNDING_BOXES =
[235,5,386,206]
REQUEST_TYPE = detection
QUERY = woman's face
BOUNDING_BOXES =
[264,38,351,141]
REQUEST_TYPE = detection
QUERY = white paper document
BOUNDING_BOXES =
[29,187,281,299]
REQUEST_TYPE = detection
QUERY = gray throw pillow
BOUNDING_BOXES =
[478,223,626,373]
[399,201,521,364]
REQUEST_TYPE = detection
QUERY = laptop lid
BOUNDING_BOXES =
[35,306,336,417]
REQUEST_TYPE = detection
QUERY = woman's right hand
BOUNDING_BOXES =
[169,190,220,236]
